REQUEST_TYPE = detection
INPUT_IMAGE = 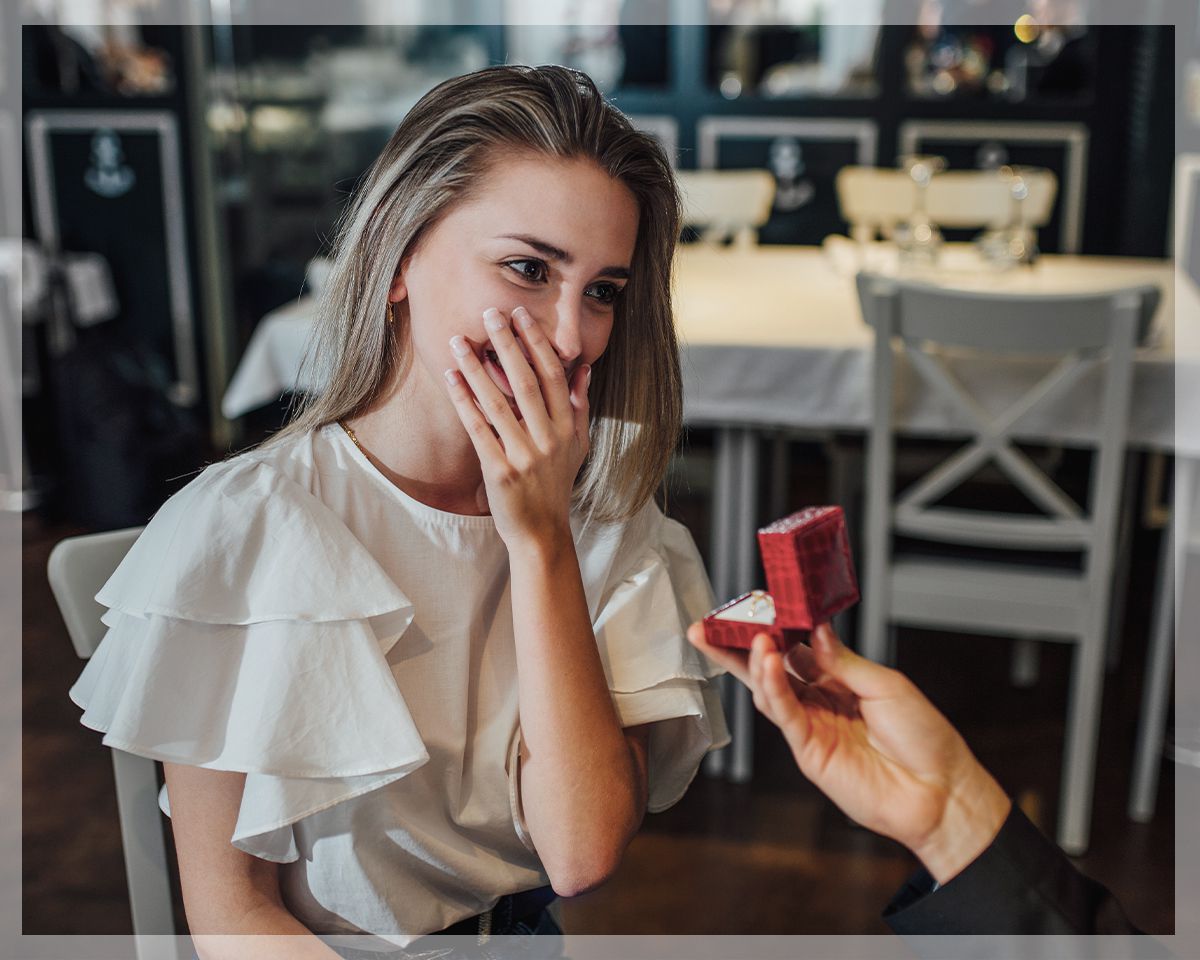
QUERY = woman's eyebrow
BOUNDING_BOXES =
[497,233,630,279]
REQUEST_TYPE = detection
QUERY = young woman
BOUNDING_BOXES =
[69,65,728,958]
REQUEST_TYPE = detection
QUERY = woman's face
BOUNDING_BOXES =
[391,152,640,408]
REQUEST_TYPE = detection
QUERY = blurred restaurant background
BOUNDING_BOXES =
[14,0,1195,944]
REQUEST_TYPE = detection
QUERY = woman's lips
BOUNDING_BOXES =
[482,348,516,399]
[473,341,574,425]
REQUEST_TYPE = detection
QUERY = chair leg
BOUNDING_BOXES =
[729,682,755,783]
[860,591,889,664]
[1106,452,1140,672]
[703,428,740,779]
[1129,519,1175,820]
[884,624,899,666]
[768,431,790,521]
[1129,456,1191,819]
[828,437,864,648]
[1057,627,1108,855]
[703,674,732,778]
[110,751,176,941]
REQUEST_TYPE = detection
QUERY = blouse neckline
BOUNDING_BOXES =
[324,422,498,530]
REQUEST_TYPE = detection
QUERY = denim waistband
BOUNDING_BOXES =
[401,885,559,952]
[189,887,561,960]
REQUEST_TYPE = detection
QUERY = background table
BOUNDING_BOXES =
[676,243,1177,447]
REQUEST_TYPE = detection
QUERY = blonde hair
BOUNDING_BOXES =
[262,64,682,524]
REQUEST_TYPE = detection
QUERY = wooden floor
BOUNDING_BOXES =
[22,436,1175,937]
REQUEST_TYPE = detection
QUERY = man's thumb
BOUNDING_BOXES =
[810,624,902,700]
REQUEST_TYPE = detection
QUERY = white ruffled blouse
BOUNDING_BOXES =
[68,422,729,948]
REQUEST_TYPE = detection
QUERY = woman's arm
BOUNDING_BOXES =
[443,307,651,895]
[509,534,651,896]
[163,763,342,960]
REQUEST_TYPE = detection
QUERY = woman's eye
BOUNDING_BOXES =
[504,259,547,283]
[586,282,621,305]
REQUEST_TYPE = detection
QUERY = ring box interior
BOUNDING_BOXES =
[702,506,861,652]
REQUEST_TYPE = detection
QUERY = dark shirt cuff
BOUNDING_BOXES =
[882,804,1141,936]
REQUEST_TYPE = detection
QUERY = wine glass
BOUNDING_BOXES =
[975,164,1040,269]
[893,153,947,268]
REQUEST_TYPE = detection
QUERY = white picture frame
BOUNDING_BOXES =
[696,116,878,170]
[25,110,199,407]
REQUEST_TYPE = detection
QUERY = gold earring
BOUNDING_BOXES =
[387,301,396,325]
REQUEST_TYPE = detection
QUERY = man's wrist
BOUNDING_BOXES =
[912,769,1012,885]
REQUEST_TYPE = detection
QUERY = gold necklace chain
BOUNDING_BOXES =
[338,419,364,452]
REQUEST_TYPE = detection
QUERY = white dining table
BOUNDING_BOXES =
[222,242,1188,787]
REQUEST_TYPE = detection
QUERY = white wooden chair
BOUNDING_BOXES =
[48,526,190,960]
[855,273,1159,855]
[676,169,776,247]
[836,166,1057,244]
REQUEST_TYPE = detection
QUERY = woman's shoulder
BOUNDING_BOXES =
[576,497,697,564]
[157,422,324,503]
[574,499,708,609]
[97,425,411,626]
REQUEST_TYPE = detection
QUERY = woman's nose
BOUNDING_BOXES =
[544,295,583,365]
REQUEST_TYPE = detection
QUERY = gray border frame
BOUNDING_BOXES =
[8,3,1191,959]
[1171,153,1200,258]
[24,110,200,408]
[0,111,18,240]
[898,119,1089,254]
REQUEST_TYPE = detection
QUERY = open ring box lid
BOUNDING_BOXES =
[702,506,860,652]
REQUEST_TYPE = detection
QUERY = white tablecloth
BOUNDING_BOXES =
[675,244,1181,452]
[222,296,325,418]
[223,243,1186,452]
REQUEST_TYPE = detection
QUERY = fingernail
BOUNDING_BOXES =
[449,336,470,357]
[443,368,458,384]
[515,306,535,329]
[815,625,836,653]
[483,308,505,332]
[583,364,592,387]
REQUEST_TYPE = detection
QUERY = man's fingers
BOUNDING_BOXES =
[782,640,824,684]
[748,634,779,724]
[761,651,813,747]
[686,622,752,687]
[810,623,906,701]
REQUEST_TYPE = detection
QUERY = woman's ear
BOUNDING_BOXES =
[388,272,407,304]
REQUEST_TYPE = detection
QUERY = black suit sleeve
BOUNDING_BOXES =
[883,804,1140,935]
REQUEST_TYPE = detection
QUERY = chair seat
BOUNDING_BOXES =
[889,554,1089,640]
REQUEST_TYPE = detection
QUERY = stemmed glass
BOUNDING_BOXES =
[893,154,947,268]
[976,165,1040,269]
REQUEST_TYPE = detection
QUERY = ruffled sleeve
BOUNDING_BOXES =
[588,503,730,813]
[68,455,430,863]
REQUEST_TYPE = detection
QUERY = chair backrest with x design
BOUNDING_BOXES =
[856,271,1159,622]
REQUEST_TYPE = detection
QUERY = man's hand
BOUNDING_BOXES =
[687,622,1011,883]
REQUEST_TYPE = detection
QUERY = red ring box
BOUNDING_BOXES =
[702,506,860,652]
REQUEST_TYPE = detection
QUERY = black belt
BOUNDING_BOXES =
[324,887,559,959]
[434,884,558,937]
